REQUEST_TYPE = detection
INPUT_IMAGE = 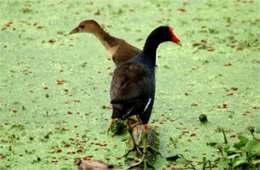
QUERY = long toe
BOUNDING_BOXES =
[126,157,154,170]
[123,145,143,158]
[147,145,162,157]
[107,118,119,133]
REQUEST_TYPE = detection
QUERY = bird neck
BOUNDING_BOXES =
[142,40,160,67]
[92,26,118,51]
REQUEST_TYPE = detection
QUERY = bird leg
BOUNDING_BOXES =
[139,125,162,157]
[130,115,143,128]
[124,120,143,157]
[126,124,154,170]
[107,118,119,133]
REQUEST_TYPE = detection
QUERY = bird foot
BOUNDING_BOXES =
[128,116,142,128]
[128,115,139,122]
[126,155,154,170]
[131,121,142,128]
[106,118,119,133]
[146,145,162,157]
[151,127,160,135]
[123,145,143,158]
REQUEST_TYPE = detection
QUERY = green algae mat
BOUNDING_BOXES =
[0,0,259,169]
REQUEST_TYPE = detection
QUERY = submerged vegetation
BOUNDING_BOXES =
[0,0,259,169]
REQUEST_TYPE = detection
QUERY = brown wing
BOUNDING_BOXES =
[110,62,150,104]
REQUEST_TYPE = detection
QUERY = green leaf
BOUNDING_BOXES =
[225,149,237,156]
[169,137,178,145]
[10,124,24,130]
[226,153,241,160]
[233,135,249,149]
[255,127,260,133]
[245,140,260,155]
[166,155,181,162]
[110,119,127,135]
[223,144,231,151]
[252,159,260,165]
[207,142,217,147]
[232,159,249,168]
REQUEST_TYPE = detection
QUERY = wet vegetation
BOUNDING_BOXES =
[0,0,259,169]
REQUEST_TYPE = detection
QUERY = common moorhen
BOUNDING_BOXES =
[110,26,181,169]
[69,19,141,66]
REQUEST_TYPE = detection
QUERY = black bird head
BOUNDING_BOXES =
[145,26,181,46]
[142,26,181,66]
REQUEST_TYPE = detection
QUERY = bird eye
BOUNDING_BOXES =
[79,25,85,29]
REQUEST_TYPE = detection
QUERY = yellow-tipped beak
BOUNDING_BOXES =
[177,42,182,46]
[69,27,79,35]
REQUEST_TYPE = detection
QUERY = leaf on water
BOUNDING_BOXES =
[192,42,201,47]
[202,60,209,65]
[245,140,260,156]
[60,168,70,170]
[135,38,143,41]
[32,156,41,164]
[232,159,249,168]
[206,142,217,147]
[226,17,231,23]
[223,144,238,156]
[169,137,178,145]
[208,28,218,34]
[21,8,33,13]
[166,155,180,162]
[234,135,249,149]
[226,153,241,160]
[10,124,24,130]
[178,8,186,12]
[252,159,260,165]
[81,61,88,67]
[198,44,208,49]
[163,65,170,69]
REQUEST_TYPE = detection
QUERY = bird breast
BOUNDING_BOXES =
[108,46,119,59]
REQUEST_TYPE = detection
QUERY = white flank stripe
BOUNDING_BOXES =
[143,98,152,113]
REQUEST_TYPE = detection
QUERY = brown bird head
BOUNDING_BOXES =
[69,19,100,35]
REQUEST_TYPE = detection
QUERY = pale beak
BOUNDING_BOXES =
[177,42,182,46]
[69,27,79,34]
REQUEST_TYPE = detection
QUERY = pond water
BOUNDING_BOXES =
[0,0,259,169]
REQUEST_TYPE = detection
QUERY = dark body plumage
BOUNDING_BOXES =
[110,26,180,124]
[110,61,155,124]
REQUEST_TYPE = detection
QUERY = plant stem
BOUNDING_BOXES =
[222,129,228,144]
